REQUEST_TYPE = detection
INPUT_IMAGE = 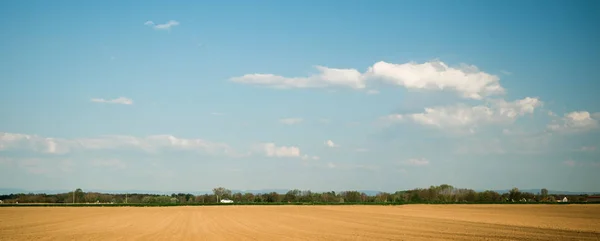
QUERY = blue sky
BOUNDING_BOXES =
[1,0,599,193]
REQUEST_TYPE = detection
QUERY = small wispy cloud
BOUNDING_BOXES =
[345,121,360,127]
[90,97,133,105]
[0,132,241,157]
[500,70,512,75]
[563,160,576,167]
[366,90,380,95]
[91,159,127,170]
[405,158,430,166]
[263,143,301,158]
[318,118,331,124]
[355,148,369,152]
[144,20,180,30]
[279,118,303,125]
[301,154,320,161]
[211,112,225,116]
[580,146,596,152]
[325,140,339,148]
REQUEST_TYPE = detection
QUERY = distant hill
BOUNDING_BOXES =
[0,188,71,195]
[231,189,289,194]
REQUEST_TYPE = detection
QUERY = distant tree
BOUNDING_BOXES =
[464,189,477,202]
[232,192,243,202]
[195,195,205,203]
[254,194,264,203]
[376,192,391,203]
[212,187,232,202]
[155,196,172,204]
[509,188,521,202]
[73,188,84,203]
[185,193,194,202]
[541,188,549,201]
[341,191,362,203]
[242,193,255,203]
[84,192,99,203]
[521,192,535,202]
[284,189,301,202]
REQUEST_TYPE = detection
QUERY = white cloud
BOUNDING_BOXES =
[279,118,303,125]
[91,97,133,105]
[404,158,430,166]
[263,143,301,158]
[230,65,366,89]
[0,132,239,157]
[366,60,504,100]
[382,97,542,131]
[325,140,338,148]
[500,70,512,75]
[366,90,380,95]
[547,111,599,133]
[145,20,179,30]
[231,60,506,99]
[0,133,69,154]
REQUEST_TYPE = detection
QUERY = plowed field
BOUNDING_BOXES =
[1,205,599,240]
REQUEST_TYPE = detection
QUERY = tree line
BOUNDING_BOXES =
[0,185,596,205]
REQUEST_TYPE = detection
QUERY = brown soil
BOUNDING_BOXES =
[1,204,599,240]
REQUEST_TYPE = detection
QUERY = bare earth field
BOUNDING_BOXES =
[1,205,599,240]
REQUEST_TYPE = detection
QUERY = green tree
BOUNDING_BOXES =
[464,190,477,202]
[72,188,84,203]
[508,188,521,202]
[284,189,301,202]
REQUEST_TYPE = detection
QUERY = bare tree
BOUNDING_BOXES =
[212,187,231,202]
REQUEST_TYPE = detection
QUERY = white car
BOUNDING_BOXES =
[220,199,234,203]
